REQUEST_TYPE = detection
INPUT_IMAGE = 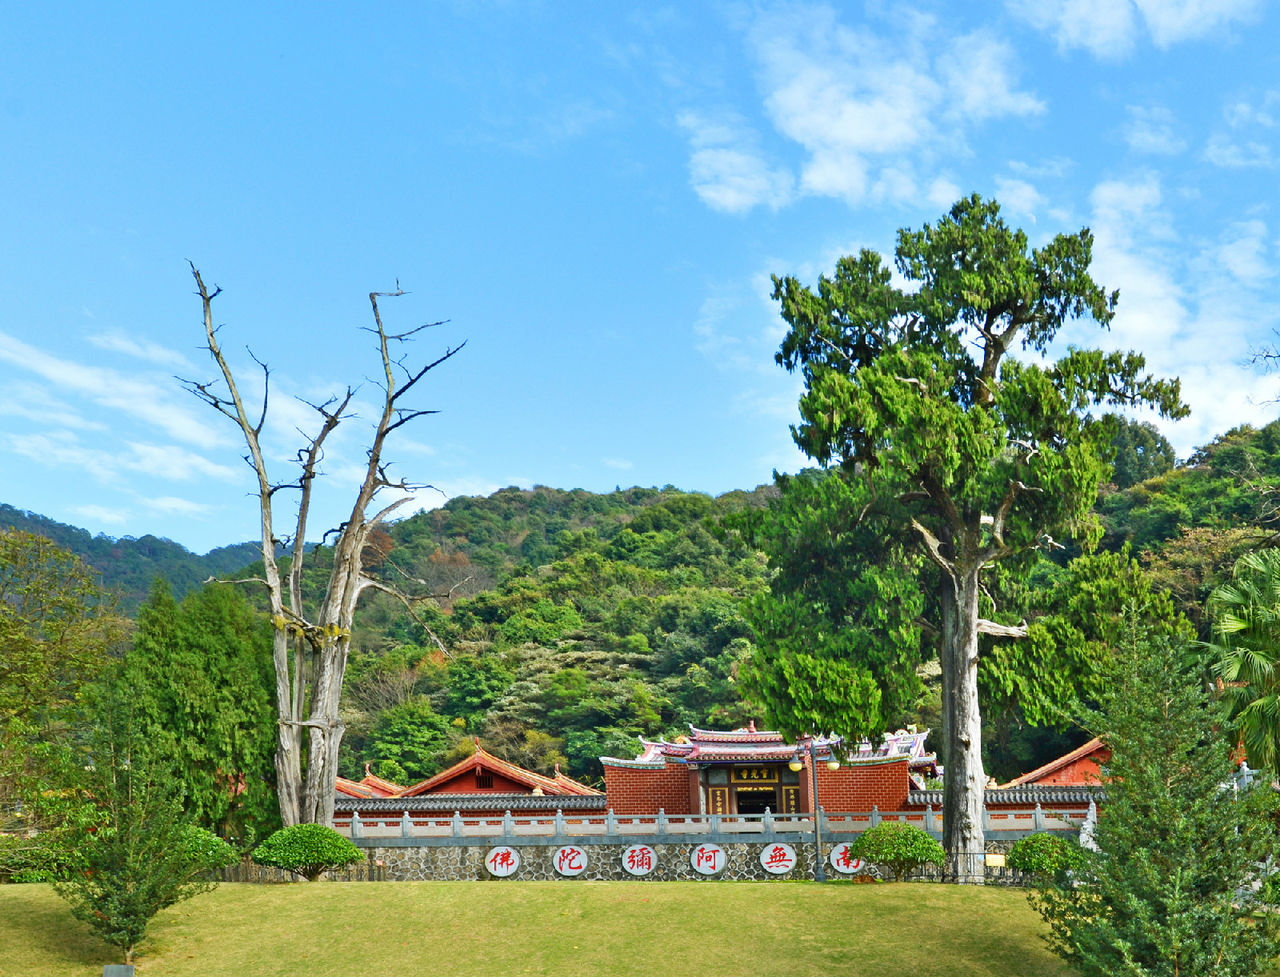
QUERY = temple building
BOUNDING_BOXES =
[997,737,1107,789]
[333,743,605,821]
[601,722,937,817]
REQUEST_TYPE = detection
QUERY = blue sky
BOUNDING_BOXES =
[1,1,1277,554]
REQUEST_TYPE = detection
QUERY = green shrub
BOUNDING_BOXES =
[1006,833,1085,881]
[848,821,946,881]
[251,824,364,881]
[180,825,237,876]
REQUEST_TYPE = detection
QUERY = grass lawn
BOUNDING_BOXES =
[0,880,1072,977]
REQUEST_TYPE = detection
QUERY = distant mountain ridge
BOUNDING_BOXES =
[0,503,264,611]
[0,484,780,614]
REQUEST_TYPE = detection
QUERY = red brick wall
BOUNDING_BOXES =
[815,759,911,812]
[1033,750,1106,787]
[603,762,695,815]
[426,770,530,794]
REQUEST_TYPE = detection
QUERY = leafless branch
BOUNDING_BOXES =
[976,619,1029,639]
[910,516,956,579]
[356,576,453,660]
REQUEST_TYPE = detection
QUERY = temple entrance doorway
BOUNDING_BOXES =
[734,787,777,815]
[705,764,802,815]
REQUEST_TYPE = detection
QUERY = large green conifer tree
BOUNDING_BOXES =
[1035,614,1279,976]
[756,195,1186,880]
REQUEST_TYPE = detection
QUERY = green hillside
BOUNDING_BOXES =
[10,416,1280,791]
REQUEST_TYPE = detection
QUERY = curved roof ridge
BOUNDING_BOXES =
[397,744,587,797]
[999,737,1105,789]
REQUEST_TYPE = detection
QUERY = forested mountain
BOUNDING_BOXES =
[336,485,778,784]
[1098,420,1280,634]
[0,504,264,612]
[9,418,1280,790]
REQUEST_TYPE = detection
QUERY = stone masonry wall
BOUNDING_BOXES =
[369,841,833,882]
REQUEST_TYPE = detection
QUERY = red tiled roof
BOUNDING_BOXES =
[335,776,373,798]
[358,765,405,797]
[398,745,601,798]
[999,737,1107,789]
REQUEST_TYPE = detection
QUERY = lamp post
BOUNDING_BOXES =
[790,735,840,883]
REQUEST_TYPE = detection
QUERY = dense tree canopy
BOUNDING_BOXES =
[0,530,125,845]
[757,194,1186,880]
[124,582,278,842]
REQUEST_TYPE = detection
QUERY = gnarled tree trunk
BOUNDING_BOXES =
[183,267,461,826]
[940,564,986,884]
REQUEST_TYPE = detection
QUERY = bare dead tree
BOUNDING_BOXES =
[180,266,463,826]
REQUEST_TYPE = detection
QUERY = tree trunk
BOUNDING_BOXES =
[184,269,461,829]
[940,564,986,883]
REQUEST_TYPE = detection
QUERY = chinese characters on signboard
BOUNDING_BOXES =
[759,843,797,874]
[829,843,865,875]
[690,843,725,875]
[554,845,587,877]
[485,846,520,878]
[622,844,656,877]
[730,766,778,784]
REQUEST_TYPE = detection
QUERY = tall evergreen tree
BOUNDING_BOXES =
[126,581,278,842]
[1034,611,1279,976]
[55,686,231,965]
[758,194,1186,880]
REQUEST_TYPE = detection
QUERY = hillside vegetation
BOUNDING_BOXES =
[9,416,1280,789]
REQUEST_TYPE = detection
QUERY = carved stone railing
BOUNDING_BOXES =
[333,801,1093,848]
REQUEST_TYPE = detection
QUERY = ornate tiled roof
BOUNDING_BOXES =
[398,744,601,798]
[625,724,932,766]
[337,768,408,798]
[335,776,374,798]
[334,793,609,812]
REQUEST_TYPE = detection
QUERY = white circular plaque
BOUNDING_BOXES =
[829,842,865,875]
[554,845,588,877]
[760,842,797,874]
[622,844,657,877]
[690,843,726,875]
[485,845,520,877]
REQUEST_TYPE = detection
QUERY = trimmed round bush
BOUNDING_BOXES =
[1006,832,1086,882]
[252,824,364,881]
[847,820,946,881]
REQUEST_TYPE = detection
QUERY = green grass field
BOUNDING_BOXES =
[0,880,1073,977]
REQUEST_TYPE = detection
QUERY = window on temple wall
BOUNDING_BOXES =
[476,773,493,789]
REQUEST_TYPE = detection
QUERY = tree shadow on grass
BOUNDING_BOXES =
[0,886,112,975]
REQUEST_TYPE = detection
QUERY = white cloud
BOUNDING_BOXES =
[0,331,230,449]
[697,4,1042,211]
[994,177,1045,221]
[1008,0,1139,58]
[748,7,939,203]
[937,31,1045,121]
[1203,133,1274,168]
[1133,0,1261,47]
[1010,0,1259,56]
[1214,219,1273,285]
[1225,90,1280,129]
[927,176,964,209]
[69,504,129,526]
[1075,175,1280,458]
[142,496,218,517]
[0,381,109,431]
[122,442,240,482]
[5,430,239,486]
[86,331,196,370]
[1124,105,1186,155]
[603,457,633,470]
[677,111,794,214]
